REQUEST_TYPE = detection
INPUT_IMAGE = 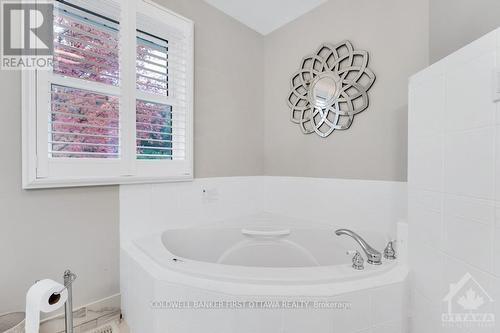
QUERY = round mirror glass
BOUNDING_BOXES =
[311,76,337,108]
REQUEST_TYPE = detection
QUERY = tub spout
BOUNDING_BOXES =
[335,229,382,265]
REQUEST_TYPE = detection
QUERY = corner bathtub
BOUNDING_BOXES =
[121,217,409,333]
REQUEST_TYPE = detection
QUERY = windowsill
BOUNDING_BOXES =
[23,174,193,189]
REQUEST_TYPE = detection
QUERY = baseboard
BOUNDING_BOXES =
[40,294,121,333]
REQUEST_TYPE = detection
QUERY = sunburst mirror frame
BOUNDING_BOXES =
[287,41,376,138]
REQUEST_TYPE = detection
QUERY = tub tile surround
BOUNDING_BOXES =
[496,209,500,276]
[410,289,442,333]
[120,177,267,243]
[371,321,406,333]
[444,128,496,200]
[120,176,408,333]
[122,248,408,333]
[409,27,500,333]
[370,282,408,326]
[233,307,283,333]
[120,177,407,244]
[445,52,497,132]
[497,130,500,204]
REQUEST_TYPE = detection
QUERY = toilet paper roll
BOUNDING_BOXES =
[25,279,68,333]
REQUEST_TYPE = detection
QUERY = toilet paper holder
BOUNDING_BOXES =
[62,270,76,333]
[28,270,77,333]
[54,270,77,296]
[48,270,76,333]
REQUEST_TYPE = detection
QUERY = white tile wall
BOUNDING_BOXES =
[409,290,441,333]
[409,198,443,250]
[282,307,335,333]
[443,128,496,199]
[409,27,500,333]
[371,321,406,333]
[409,189,442,212]
[494,226,500,277]
[120,177,407,244]
[267,287,408,333]
[444,214,492,271]
[497,128,500,201]
[409,135,444,192]
[445,52,497,132]
[122,244,408,333]
[120,177,268,242]
[370,283,408,325]
[409,76,445,137]
[235,308,283,333]
[493,274,500,326]
[442,255,494,296]
[260,177,407,237]
[327,291,371,333]
[410,242,445,306]
[444,194,496,225]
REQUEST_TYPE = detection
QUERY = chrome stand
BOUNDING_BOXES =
[63,270,77,333]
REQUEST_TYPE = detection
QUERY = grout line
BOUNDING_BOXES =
[493,125,498,275]
[490,219,496,277]
[439,251,500,280]
[442,123,497,135]
[493,38,499,275]
[440,191,446,254]
[368,289,373,328]
[411,288,440,310]
[371,319,403,329]
[411,186,496,203]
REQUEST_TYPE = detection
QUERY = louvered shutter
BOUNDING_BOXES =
[24,0,193,188]
[134,2,193,178]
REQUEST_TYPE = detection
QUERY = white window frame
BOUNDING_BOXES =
[22,0,194,189]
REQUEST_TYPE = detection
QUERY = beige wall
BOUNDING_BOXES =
[430,0,500,63]
[0,0,264,314]
[263,0,429,181]
[0,68,120,313]
[155,0,265,178]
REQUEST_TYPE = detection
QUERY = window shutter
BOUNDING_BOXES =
[34,0,123,182]
[49,1,120,159]
[134,3,193,178]
[23,0,194,188]
[53,1,120,86]
[50,85,120,158]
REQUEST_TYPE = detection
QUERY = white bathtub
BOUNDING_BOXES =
[121,214,409,333]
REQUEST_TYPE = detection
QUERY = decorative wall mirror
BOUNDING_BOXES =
[287,41,376,138]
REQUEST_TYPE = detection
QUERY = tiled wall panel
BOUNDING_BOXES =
[409,27,500,333]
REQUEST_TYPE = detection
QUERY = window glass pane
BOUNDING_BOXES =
[136,33,168,95]
[136,100,173,160]
[53,1,119,85]
[51,85,120,158]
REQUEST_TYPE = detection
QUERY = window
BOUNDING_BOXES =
[22,0,194,188]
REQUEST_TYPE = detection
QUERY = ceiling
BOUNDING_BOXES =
[203,0,328,35]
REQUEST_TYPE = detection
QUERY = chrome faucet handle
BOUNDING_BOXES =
[335,229,382,265]
[383,240,397,260]
[346,250,364,270]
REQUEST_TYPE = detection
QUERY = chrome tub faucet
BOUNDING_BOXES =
[346,250,365,270]
[383,240,397,260]
[335,229,382,265]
